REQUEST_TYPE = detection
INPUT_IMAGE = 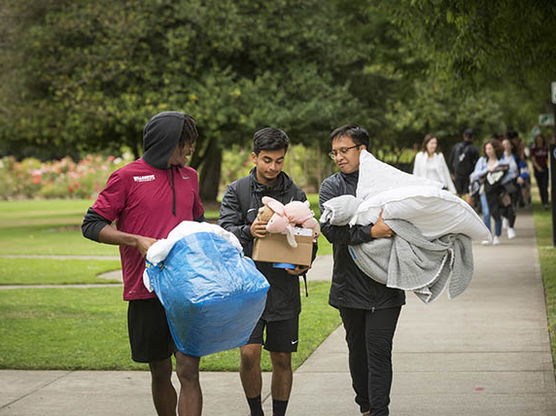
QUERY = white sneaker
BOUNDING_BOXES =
[481,239,491,245]
[492,236,501,245]
[507,228,516,239]
[502,218,509,229]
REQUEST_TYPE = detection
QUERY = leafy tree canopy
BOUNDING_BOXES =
[1,0,553,200]
[385,0,556,85]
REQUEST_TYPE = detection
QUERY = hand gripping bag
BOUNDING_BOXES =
[145,227,269,357]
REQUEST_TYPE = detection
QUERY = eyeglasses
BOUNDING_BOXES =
[328,144,360,159]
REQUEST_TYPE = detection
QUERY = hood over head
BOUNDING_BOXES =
[142,111,188,169]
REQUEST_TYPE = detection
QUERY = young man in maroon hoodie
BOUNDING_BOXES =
[82,111,205,416]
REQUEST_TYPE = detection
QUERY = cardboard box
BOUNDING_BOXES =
[251,228,313,267]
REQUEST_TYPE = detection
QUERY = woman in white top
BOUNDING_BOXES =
[413,134,456,193]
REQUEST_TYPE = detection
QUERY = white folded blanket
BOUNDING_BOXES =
[321,151,490,241]
[320,151,485,302]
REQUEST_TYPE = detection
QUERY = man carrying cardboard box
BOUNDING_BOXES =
[218,127,315,416]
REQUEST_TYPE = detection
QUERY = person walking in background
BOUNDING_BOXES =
[449,128,480,197]
[530,134,550,208]
[319,124,405,416]
[509,138,532,208]
[82,112,205,416]
[507,130,527,161]
[470,138,513,245]
[503,132,531,207]
[413,134,456,193]
[218,128,315,416]
[500,137,519,238]
[516,156,532,208]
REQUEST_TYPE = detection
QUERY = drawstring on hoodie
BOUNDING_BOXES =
[169,169,176,215]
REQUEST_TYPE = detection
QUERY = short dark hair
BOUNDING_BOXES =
[463,128,475,139]
[506,130,519,140]
[329,124,370,148]
[178,114,198,148]
[252,127,289,154]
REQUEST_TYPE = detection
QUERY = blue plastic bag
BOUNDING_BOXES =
[146,232,269,357]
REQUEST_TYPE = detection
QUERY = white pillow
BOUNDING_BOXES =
[356,150,442,200]
[351,185,490,241]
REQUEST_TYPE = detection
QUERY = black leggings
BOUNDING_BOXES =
[340,306,402,416]
[534,168,549,205]
[501,202,516,228]
[486,187,516,228]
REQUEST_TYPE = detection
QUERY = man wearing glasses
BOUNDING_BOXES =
[319,124,405,416]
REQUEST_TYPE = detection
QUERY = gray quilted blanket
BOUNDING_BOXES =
[350,219,473,303]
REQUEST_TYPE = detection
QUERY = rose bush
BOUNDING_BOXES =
[0,154,131,200]
[0,144,333,200]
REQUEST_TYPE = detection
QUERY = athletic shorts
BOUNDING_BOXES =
[454,176,470,195]
[247,317,299,353]
[127,298,176,363]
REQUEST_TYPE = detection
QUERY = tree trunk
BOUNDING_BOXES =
[131,138,141,160]
[198,137,222,204]
[125,129,142,159]
[316,141,322,187]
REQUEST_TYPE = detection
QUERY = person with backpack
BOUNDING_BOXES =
[218,127,316,416]
[449,128,480,197]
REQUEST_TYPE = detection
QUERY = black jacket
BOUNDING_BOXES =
[319,171,406,311]
[218,169,308,321]
[449,141,480,178]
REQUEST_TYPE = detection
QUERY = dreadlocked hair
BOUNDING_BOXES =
[178,114,198,148]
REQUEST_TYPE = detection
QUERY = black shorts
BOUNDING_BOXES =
[127,297,176,363]
[247,317,299,353]
[454,175,470,195]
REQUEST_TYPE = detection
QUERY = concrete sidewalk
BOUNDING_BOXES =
[289,210,556,416]
[1,210,555,415]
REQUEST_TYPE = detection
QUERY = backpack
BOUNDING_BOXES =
[453,142,478,177]
[235,176,253,222]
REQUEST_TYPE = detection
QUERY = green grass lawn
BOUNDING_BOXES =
[532,200,556,369]
[0,200,219,256]
[0,199,118,255]
[0,198,332,256]
[0,257,121,285]
[0,199,338,371]
[0,281,340,371]
[307,193,333,255]
[0,224,120,256]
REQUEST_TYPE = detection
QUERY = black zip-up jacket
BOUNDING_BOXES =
[218,169,310,321]
[448,141,480,178]
[319,170,406,311]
